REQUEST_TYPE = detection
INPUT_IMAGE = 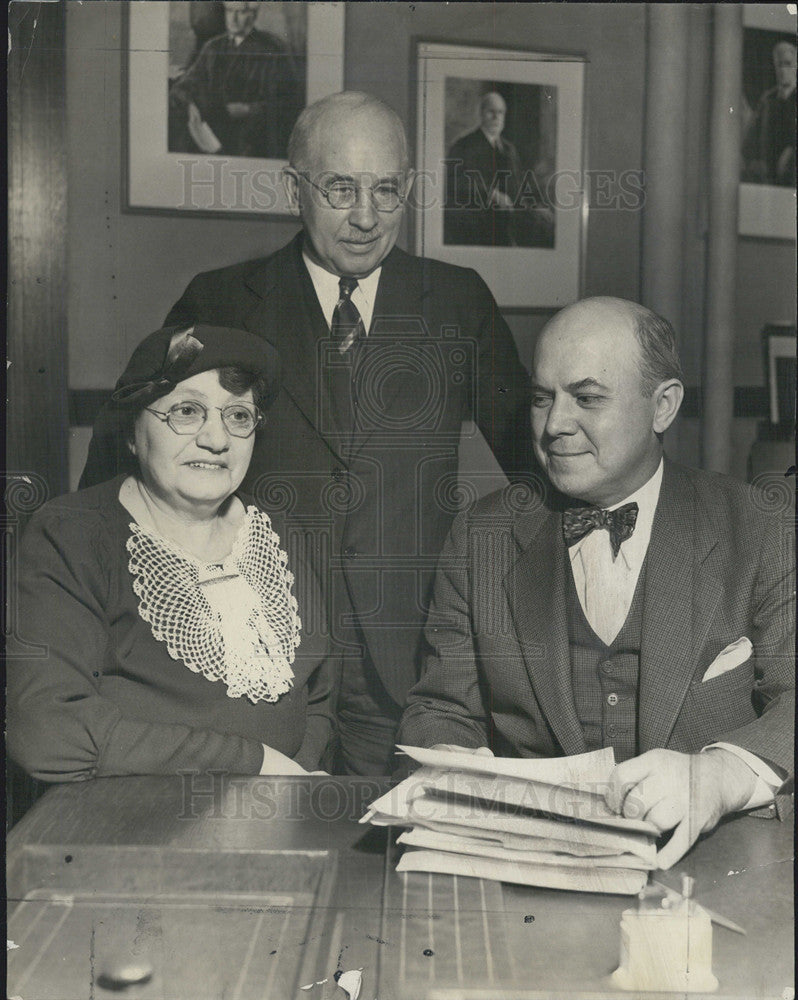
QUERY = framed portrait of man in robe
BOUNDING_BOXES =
[738,4,796,239]
[125,2,344,217]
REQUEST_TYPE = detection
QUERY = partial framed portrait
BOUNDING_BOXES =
[414,42,586,308]
[738,4,796,239]
[125,1,344,217]
[763,324,797,428]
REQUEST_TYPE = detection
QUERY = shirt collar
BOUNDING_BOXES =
[606,457,664,514]
[301,251,381,331]
[567,458,664,568]
[229,28,255,47]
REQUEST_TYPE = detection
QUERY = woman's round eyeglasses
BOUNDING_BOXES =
[145,400,262,438]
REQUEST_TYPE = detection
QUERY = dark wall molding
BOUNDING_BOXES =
[680,385,769,420]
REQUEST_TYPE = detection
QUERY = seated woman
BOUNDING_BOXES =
[7,324,332,779]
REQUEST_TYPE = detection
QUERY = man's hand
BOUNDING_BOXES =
[604,748,757,869]
[187,101,202,127]
[489,190,514,210]
[776,145,795,181]
[187,102,222,154]
[226,101,255,119]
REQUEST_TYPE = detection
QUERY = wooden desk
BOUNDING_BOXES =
[7,776,794,999]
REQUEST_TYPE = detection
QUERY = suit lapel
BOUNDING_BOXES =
[242,234,345,461]
[639,461,721,750]
[504,502,587,756]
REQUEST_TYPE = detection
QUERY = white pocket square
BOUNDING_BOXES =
[702,637,753,682]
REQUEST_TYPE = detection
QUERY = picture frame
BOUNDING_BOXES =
[763,324,797,427]
[413,41,586,308]
[738,4,796,240]
[125,1,345,218]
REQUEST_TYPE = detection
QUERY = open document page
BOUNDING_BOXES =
[396,745,618,783]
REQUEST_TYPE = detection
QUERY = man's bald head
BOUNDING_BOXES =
[540,297,683,397]
[479,91,507,140]
[531,297,684,506]
[480,91,507,115]
[287,91,409,173]
[223,1,259,40]
[772,41,797,95]
[773,40,797,61]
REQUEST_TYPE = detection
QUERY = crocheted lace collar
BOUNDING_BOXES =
[126,506,301,704]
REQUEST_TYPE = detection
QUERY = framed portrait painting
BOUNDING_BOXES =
[763,324,797,428]
[738,4,796,239]
[125,1,345,217]
[414,42,586,308]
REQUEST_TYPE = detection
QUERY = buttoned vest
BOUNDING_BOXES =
[566,557,647,763]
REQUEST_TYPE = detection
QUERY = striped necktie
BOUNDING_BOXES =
[332,276,364,354]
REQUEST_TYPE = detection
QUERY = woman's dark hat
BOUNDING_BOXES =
[77,325,280,486]
[110,324,280,410]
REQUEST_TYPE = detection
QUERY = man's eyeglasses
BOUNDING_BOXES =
[145,400,262,438]
[293,171,406,212]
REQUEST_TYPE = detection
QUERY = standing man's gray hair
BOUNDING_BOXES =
[287,91,410,171]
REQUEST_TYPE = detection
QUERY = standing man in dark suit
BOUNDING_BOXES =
[445,91,522,246]
[82,91,533,776]
[400,297,793,867]
[444,90,553,248]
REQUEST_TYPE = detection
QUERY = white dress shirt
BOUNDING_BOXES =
[568,460,663,647]
[302,252,381,335]
[480,127,502,150]
[567,458,782,809]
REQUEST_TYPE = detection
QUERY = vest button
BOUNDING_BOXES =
[607,692,619,706]
[344,546,357,558]
[601,661,614,675]
[332,467,345,481]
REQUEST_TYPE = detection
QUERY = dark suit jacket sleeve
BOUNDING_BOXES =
[290,546,335,772]
[398,511,491,749]
[163,269,238,328]
[713,506,795,777]
[79,410,135,489]
[164,276,199,327]
[504,139,522,195]
[463,268,534,480]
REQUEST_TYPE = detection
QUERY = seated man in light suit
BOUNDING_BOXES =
[399,297,794,868]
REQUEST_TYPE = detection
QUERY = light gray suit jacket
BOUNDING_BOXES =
[399,461,795,779]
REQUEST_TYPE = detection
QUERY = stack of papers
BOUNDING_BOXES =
[362,746,658,895]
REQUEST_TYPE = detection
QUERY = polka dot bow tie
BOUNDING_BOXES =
[562,502,639,559]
